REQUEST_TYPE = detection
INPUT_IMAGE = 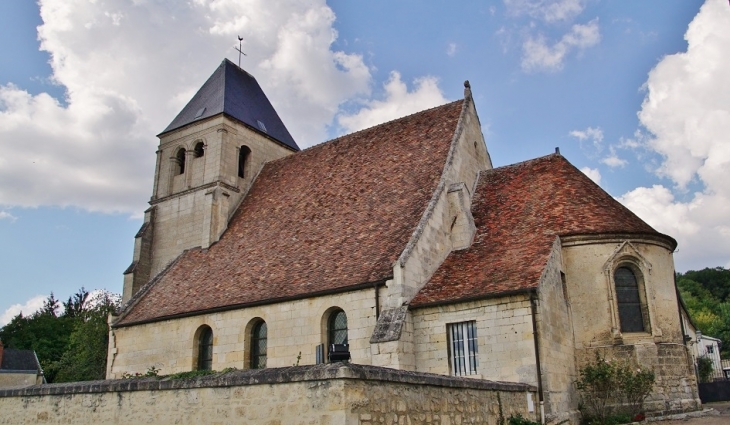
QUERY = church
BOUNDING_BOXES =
[107,59,700,422]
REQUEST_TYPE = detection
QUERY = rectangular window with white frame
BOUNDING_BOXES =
[448,320,479,376]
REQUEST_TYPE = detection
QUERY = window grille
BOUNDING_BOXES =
[615,267,645,332]
[328,310,348,346]
[197,326,213,371]
[251,321,267,369]
[449,321,478,376]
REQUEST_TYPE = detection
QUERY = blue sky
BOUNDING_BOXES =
[1,0,729,324]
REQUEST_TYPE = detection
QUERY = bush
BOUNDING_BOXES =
[697,356,714,383]
[576,353,655,425]
[508,413,540,425]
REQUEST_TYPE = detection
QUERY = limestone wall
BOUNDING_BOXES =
[0,372,41,388]
[385,95,492,311]
[0,364,538,425]
[146,115,294,281]
[534,239,579,423]
[411,295,537,385]
[562,236,700,415]
[109,288,377,378]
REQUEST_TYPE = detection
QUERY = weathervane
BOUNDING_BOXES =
[234,36,247,68]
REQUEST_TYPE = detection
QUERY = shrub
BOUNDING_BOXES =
[576,353,655,425]
[697,355,714,383]
[508,413,540,425]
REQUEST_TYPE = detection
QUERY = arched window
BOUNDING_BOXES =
[176,148,186,174]
[328,309,348,346]
[250,320,267,369]
[614,267,645,333]
[238,146,251,178]
[197,325,213,370]
[193,141,205,158]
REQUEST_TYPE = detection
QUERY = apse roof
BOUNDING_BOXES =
[160,59,299,151]
[411,153,673,307]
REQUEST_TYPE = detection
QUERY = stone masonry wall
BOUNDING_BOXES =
[384,95,492,311]
[535,239,579,424]
[0,364,537,425]
[411,295,537,385]
[0,372,41,388]
[563,237,701,415]
[147,116,294,280]
[109,289,377,378]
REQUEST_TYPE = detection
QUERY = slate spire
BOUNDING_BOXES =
[160,59,299,151]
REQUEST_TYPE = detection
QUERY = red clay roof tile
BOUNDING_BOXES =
[410,154,673,307]
[117,100,465,325]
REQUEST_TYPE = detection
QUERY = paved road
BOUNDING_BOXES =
[652,401,730,425]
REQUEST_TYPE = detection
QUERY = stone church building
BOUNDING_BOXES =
[108,59,700,422]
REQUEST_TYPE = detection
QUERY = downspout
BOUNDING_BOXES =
[374,283,380,319]
[530,289,545,424]
[674,273,688,345]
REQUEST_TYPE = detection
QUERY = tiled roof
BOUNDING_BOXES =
[160,59,299,151]
[411,154,672,307]
[1,349,41,372]
[116,100,466,325]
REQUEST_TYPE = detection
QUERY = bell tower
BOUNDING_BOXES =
[122,59,299,302]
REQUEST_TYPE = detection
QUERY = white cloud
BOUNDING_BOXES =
[601,146,627,168]
[521,18,600,72]
[569,126,603,150]
[337,72,449,134]
[0,295,45,326]
[580,166,601,185]
[0,211,17,221]
[0,0,375,215]
[504,0,586,23]
[447,43,458,57]
[620,0,730,270]
[600,155,627,168]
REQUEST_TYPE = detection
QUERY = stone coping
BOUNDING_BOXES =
[0,363,535,398]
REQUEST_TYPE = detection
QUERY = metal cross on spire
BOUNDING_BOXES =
[234,36,247,68]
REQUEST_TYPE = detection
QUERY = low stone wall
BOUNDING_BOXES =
[0,363,538,425]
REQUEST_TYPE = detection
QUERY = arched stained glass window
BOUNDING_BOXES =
[615,267,645,332]
[251,320,267,369]
[328,310,348,346]
[197,326,213,371]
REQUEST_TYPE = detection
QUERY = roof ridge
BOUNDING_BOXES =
[324,99,463,147]
[262,99,465,168]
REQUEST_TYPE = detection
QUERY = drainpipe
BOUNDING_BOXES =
[530,290,545,425]
[374,283,380,319]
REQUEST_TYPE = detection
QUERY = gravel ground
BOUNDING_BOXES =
[649,401,730,425]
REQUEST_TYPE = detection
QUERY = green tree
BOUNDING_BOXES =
[0,289,120,383]
[0,294,76,382]
[677,267,730,357]
[53,291,120,382]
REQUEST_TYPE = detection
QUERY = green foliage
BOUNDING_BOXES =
[164,369,218,380]
[52,292,120,382]
[0,293,77,382]
[677,267,730,357]
[508,413,540,425]
[697,356,715,383]
[576,353,655,425]
[0,289,120,383]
